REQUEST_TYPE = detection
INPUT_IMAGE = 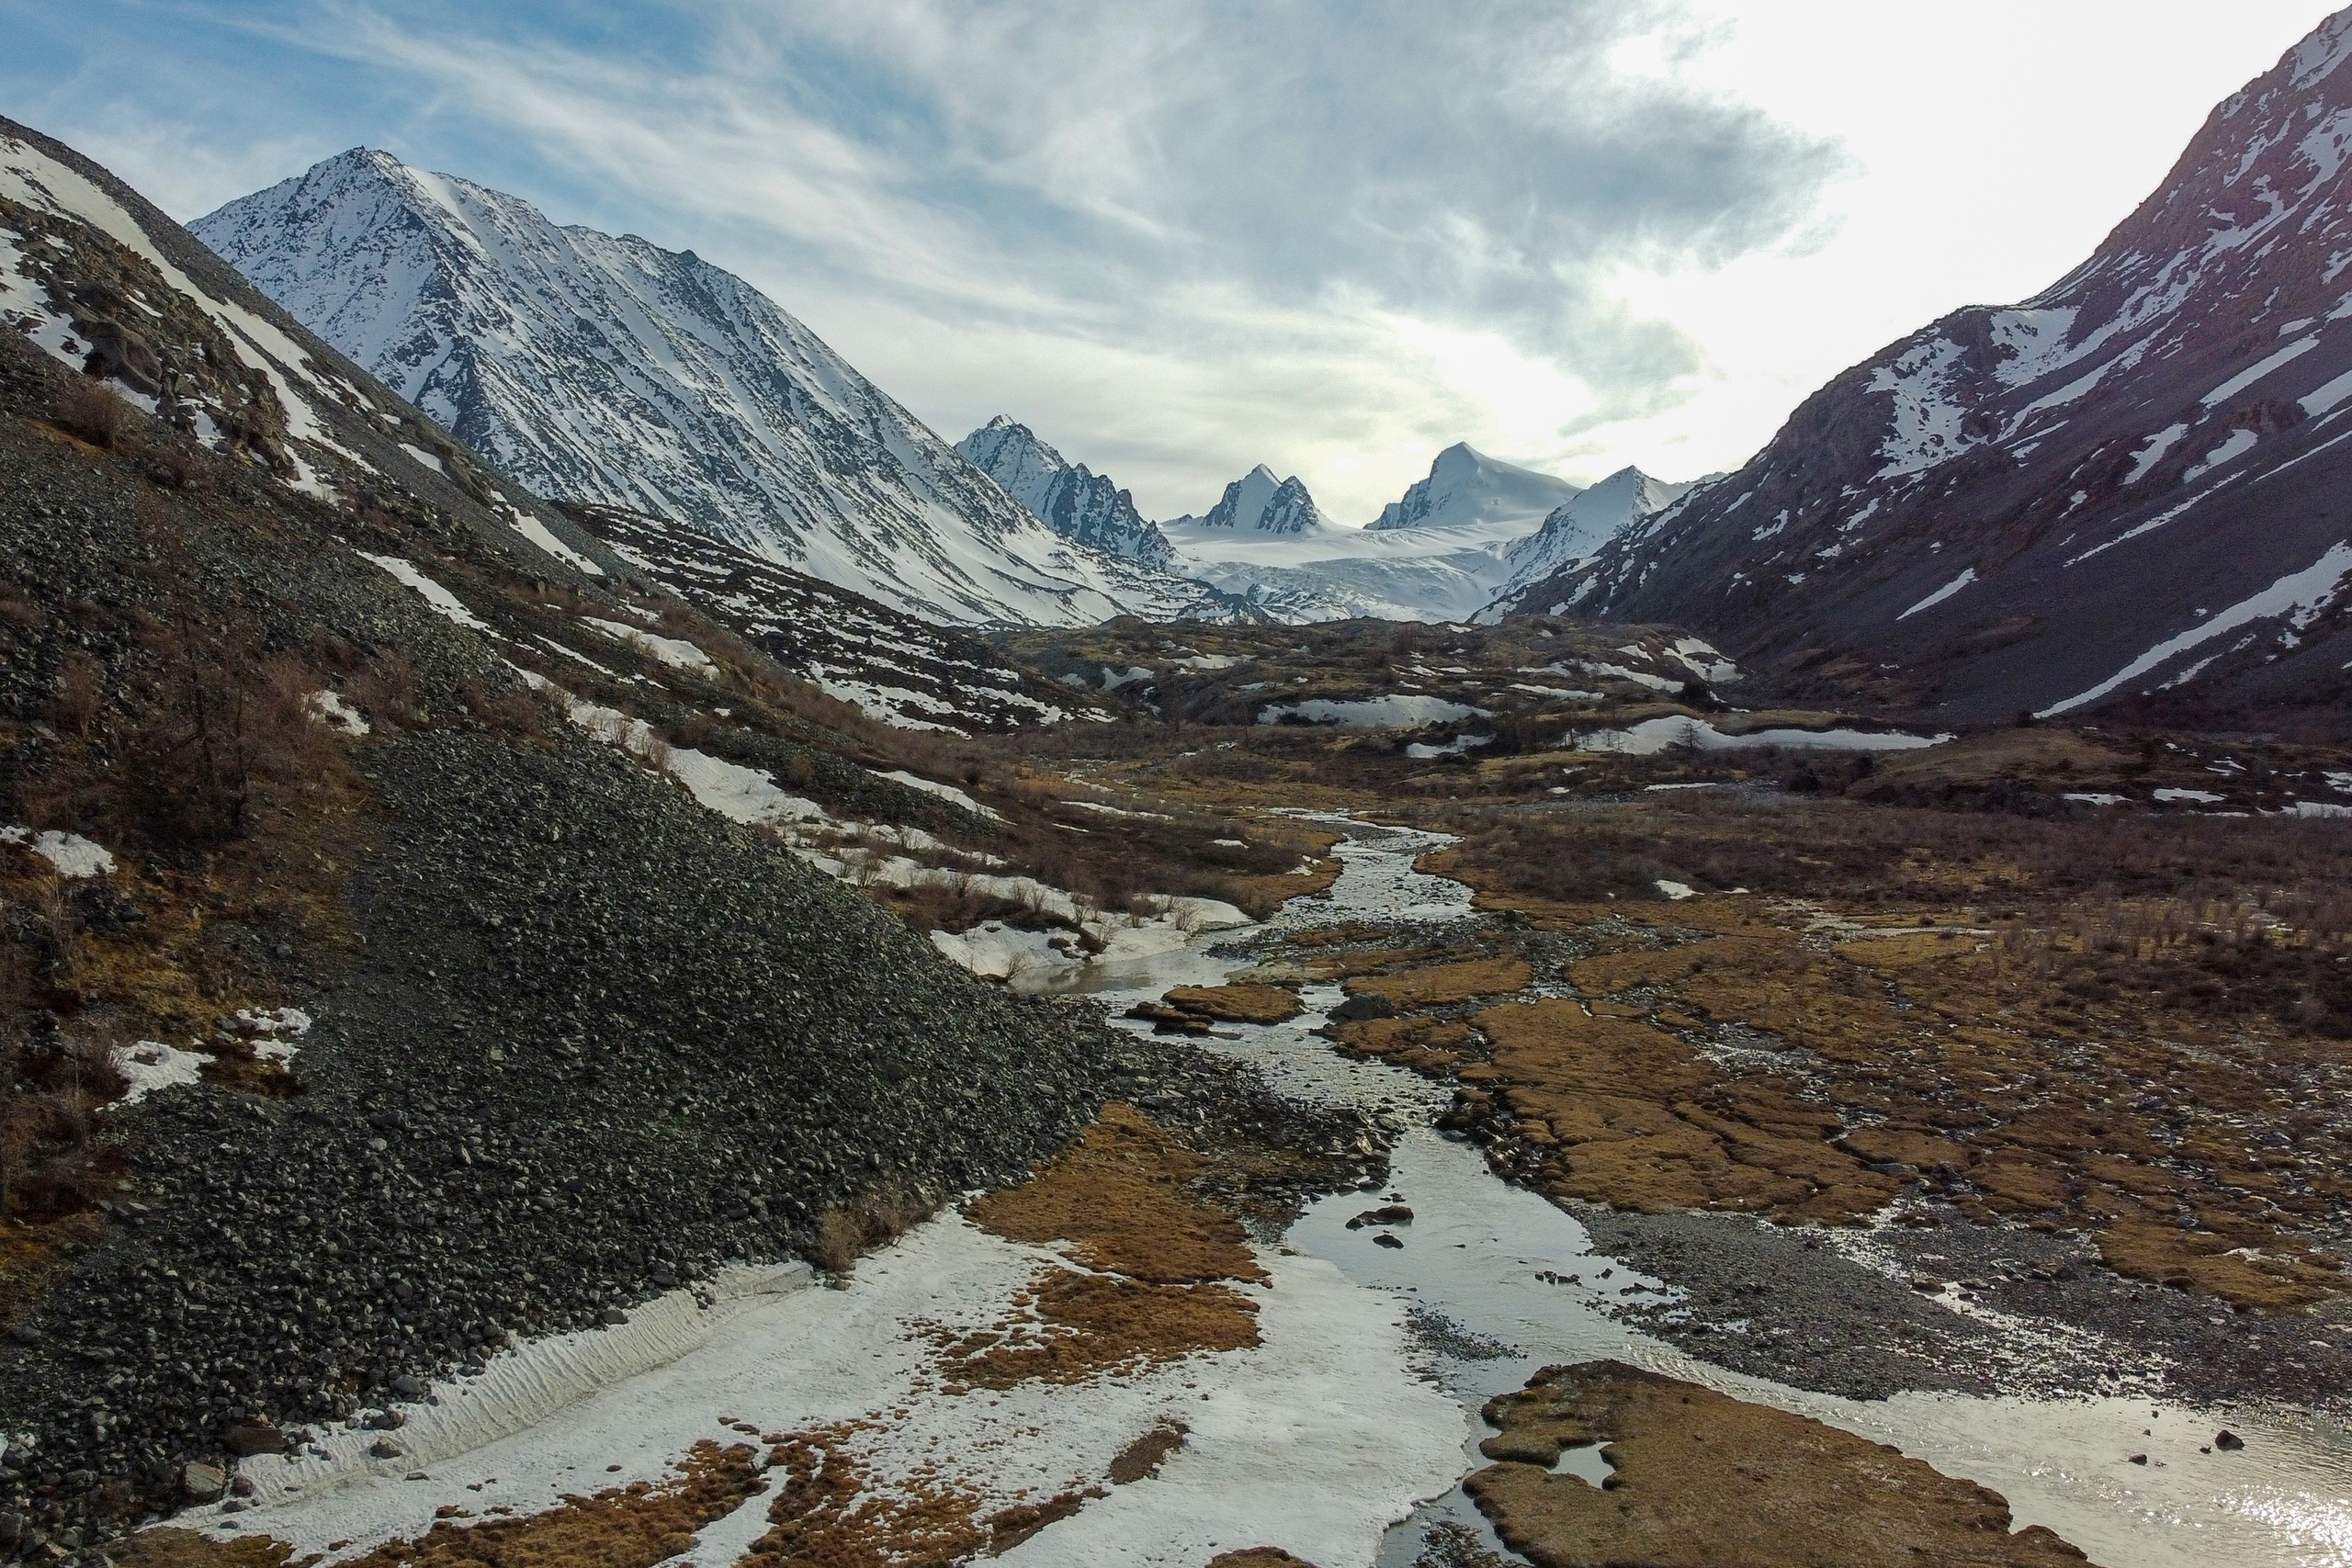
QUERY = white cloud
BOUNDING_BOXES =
[15,0,2341,524]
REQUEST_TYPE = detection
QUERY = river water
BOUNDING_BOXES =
[1057,820,2352,1568]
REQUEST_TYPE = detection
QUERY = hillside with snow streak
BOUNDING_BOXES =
[1497,6,2352,727]
[192,152,1224,628]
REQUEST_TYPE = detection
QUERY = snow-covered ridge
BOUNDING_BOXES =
[956,416,1175,568]
[191,150,1224,628]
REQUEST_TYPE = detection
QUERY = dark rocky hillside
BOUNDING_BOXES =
[0,118,1250,1550]
[1496,8,2352,733]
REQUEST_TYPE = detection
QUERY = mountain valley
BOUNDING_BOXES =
[6,13,2352,1568]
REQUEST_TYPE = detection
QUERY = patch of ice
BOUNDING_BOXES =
[1260,695,1488,728]
[2063,793,2128,807]
[2125,423,2191,483]
[398,441,446,475]
[2202,334,2320,406]
[1570,718,1949,755]
[1655,879,1697,900]
[566,701,829,829]
[1405,735,1493,761]
[510,513,605,577]
[2154,787,2227,805]
[881,771,1004,822]
[2183,428,2260,482]
[306,690,369,736]
[1897,568,1977,621]
[0,825,115,877]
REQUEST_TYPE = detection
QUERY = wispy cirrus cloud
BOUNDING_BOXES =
[5,0,1845,517]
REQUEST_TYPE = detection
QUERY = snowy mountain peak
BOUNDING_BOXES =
[1177,466,1325,535]
[1367,443,1581,532]
[1489,465,1692,606]
[191,150,1216,626]
[955,417,1175,568]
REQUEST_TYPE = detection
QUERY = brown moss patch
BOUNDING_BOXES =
[944,1105,1268,1391]
[1328,1016,1475,1079]
[933,1268,1260,1391]
[966,1102,1265,1285]
[334,1440,763,1568]
[1158,983,1305,1025]
[120,1443,763,1568]
[982,1490,1090,1553]
[1345,955,1532,1009]
[1108,1419,1189,1483]
[1205,1552,1322,1568]
[1470,1000,1894,1225]
[1466,1361,2091,1568]
[107,1530,312,1568]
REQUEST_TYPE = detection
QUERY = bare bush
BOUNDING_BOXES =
[55,379,134,449]
[808,1186,937,1274]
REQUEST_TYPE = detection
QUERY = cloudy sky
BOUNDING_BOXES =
[3,2,2339,522]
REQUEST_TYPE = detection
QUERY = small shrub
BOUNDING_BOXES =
[55,380,133,449]
[808,1187,936,1274]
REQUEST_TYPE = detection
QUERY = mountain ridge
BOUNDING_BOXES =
[1492,6,2352,728]
[190,149,1221,628]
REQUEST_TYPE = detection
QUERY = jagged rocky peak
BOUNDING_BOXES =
[955,415,1175,568]
[1182,464,1325,535]
[190,150,1217,627]
[1367,442,1581,532]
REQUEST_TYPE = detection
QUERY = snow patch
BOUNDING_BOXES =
[581,617,716,674]
[1897,568,1977,621]
[359,554,492,633]
[2041,540,2352,716]
[0,825,114,877]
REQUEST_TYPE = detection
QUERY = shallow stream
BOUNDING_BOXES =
[1060,820,2352,1568]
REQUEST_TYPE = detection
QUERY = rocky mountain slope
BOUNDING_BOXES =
[560,500,1105,733]
[954,415,1175,568]
[1496,6,2352,728]
[0,116,1218,1545]
[1490,465,1693,603]
[188,151,1222,628]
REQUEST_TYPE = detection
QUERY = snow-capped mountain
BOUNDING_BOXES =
[954,416,1174,567]
[1489,466,1694,604]
[1367,443,1581,533]
[190,150,1222,628]
[1167,465,1327,536]
[1497,8,2352,725]
[1154,446,1629,622]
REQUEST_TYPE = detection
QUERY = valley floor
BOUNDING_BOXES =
[117,816,2352,1568]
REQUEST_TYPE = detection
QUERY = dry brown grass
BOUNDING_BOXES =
[935,1104,1269,1392]
[113,1441,764,1568]
[1468,1360,2090,1568]
[741,1424,988,1568]
[1344,955,1533,1010]
[1410,803,2352,1309]
[54,379,135,449]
